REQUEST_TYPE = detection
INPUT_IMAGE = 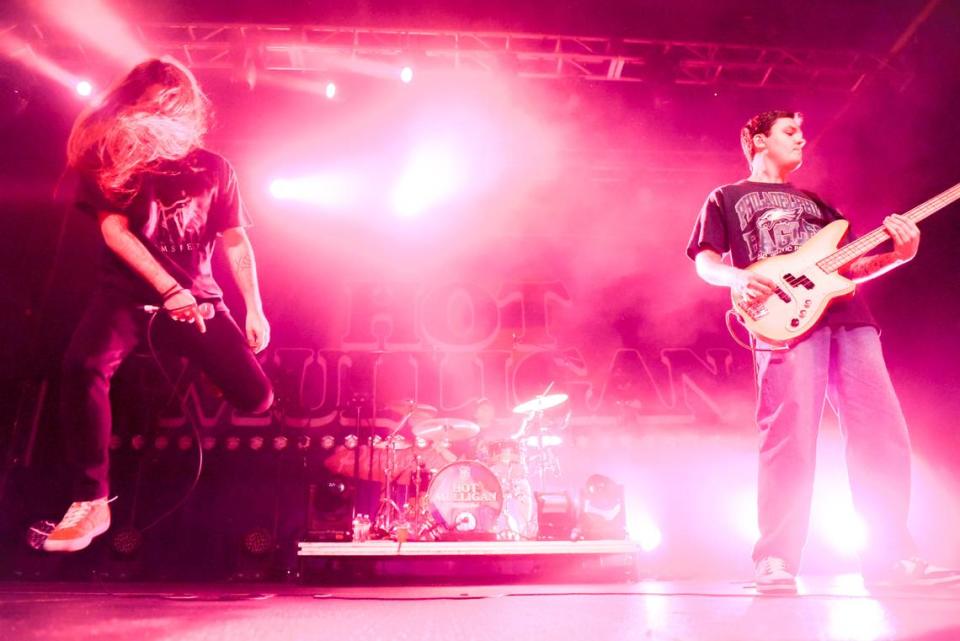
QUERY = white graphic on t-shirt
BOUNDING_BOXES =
[734,191,828,262]
[145,194,205,253]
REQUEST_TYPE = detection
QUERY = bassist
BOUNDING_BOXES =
[686,110,956,593]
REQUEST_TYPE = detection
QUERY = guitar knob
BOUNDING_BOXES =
[790,318,800,328]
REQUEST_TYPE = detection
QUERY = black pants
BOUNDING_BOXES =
[60,290,274,501]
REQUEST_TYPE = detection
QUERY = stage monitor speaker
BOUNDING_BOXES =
[306,476,355,541]
[535,491,576,540]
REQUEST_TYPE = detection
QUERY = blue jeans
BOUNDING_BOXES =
[752,324,914,573]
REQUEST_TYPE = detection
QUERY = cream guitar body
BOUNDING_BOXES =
[732,220,855,345]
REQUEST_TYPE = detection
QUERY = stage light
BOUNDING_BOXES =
[820,509,868,555]
[249,436,265,451]
[343,434,358,450]
[130,435,146,451]
[297,435,312,450]
[242,527,274,556]
[110,527,143,556]
[321,435,336,450]
[75,80,92,97]
[201,436,217,451]
[325,82,337,99]
[631,513,663,552]
[225,436,241,451]
[827,594,891,640]
[177,435,193,451]
[272,436,289,451]
[392,144,462,217]
[733,489,761,542]
[400,66,414,84]
[153,435,169,451]
[269,179,289,199]
[578,474,627,540]
[109,435,122,450]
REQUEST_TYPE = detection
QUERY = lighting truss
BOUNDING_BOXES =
[2,22,912,92]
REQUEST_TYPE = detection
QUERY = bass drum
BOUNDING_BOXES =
[424,461,503,538]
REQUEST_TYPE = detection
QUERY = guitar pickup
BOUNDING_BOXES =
[742,303,769,320]
[783,273,814,291]
[775,288,792,303]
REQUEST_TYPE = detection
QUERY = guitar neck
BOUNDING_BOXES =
[817,182,960,274]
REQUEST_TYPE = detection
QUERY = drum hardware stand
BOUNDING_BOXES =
[343,392,371,520]
[410,455,427,534]
[510,382,568,492]
[372,409,415,535]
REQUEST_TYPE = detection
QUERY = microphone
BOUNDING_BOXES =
[141,302,215,319]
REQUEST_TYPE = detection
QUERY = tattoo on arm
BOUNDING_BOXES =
[232,255,254,273]
[846,254,897,280]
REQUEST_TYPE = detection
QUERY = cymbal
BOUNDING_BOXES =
[411,418,480,442]
[372,435,412,450]
[386,399,439,419]
[512,393,569,414]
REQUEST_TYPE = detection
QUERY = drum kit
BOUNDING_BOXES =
[349,387,570,542]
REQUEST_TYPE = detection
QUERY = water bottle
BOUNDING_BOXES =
[352,514,362,543]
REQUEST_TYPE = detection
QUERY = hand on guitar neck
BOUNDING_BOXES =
[885,213,922,261]
[842,214,920,282]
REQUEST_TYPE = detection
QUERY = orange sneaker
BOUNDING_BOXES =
[42,498,111,552]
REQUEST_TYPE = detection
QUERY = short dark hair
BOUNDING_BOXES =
[740,110,802,163]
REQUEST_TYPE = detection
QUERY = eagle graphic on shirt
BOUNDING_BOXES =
[734,191,829,262]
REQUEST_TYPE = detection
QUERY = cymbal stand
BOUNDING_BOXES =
[411,454,426,534]
[373,410,414,535]
[517,409,562,491]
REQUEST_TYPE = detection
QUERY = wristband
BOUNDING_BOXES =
[161,286,185,302]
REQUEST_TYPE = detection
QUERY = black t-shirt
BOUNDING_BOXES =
[686,179,876,328]
[75,148,251,303]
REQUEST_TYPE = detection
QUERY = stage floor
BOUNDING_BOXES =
[1,578,958,641]
[296,539,643,582]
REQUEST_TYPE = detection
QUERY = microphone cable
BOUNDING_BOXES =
[133,303,213,533]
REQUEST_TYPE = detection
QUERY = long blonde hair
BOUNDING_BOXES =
[66,57,210,205]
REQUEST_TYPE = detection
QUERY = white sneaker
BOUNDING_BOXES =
[754,556,797,594]
[864,558,960,590]
[42,498,111,553]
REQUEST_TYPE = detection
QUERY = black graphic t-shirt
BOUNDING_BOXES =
[75,148,251,303]
[686,180,875,328]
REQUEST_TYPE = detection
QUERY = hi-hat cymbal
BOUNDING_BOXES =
[523,434,563,448]
[512,393,569,414]
[372,435,413,450]
[411,418,480,442]
[386,399,439,419]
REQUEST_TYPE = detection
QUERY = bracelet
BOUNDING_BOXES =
[160,283,180,298]
[161,285,184,302]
